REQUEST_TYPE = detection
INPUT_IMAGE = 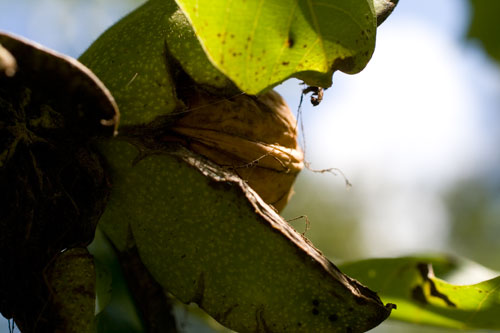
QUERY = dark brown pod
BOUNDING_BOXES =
[0,32,118,331]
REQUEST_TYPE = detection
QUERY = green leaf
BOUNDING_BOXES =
[340,256,500,330]
[174,0,377,94]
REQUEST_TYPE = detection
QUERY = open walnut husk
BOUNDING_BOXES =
[0,32,118,331]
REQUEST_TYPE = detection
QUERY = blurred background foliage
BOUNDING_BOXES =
[2,0,500,332]
[467,0,500,64]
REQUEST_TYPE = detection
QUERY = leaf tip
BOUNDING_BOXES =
[374,0,399,26]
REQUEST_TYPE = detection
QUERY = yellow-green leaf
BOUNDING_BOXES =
[341,256,500,330]
[174,0,377,94]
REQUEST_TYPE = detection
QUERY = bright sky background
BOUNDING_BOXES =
[2,0,500,332]
[277,0,500,259]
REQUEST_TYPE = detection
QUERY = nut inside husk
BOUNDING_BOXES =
[170,89,303,212]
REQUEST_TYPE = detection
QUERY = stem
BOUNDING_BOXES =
[117,245,178,333]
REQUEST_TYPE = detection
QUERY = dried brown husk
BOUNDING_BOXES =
[0,32,118,331]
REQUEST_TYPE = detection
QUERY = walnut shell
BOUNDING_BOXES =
[171,90,303,212]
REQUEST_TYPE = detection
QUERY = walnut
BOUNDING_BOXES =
[171,89,303,212]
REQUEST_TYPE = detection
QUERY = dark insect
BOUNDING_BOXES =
[302,86,324,106]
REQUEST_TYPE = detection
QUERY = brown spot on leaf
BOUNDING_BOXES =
[429,282,456,307]
[331,56,355,73]
[411,285,428,305]
[416,263,457,307]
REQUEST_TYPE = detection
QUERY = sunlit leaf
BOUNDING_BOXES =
[340,256,500,330]
[174,0,377,94]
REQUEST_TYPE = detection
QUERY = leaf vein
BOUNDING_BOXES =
[245,0,265,85]
[294,38,320,73]
[269,0,299,84]
[469,280,500,322]
[305,0,327,69]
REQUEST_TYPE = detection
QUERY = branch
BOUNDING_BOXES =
[116,245,178,333]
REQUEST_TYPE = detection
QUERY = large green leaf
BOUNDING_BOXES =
[174,0,377,94]
[340,256,500,330]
